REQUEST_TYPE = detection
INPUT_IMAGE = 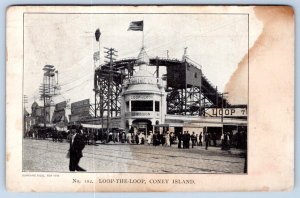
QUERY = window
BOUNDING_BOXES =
[194,72,197,78]
[131,100,153,111]
[155,101,160,112]
[174,73,179,79]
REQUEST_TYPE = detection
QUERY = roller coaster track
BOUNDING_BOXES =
[95,57,230,108]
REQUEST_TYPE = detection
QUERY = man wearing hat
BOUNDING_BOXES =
[69,125,86,171]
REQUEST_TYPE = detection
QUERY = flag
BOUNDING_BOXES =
[128,20,143,31]
[95,28,101,41]
[93,51,100,61]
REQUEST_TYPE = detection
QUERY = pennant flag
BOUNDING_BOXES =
[128,20,143,31]
[95,28,101,41]
[93,51,100,61]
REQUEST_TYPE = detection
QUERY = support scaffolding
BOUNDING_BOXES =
[94,57,230,120]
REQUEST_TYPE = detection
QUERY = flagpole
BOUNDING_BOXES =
[142,30,144,48]
[142,20,144,48]
[98,37,101,65]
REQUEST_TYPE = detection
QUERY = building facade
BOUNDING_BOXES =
[121,63,166,134]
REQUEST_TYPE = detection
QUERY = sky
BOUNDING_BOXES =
[23,12,262,111]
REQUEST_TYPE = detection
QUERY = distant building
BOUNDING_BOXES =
[68,99,92,125]
[24,99,70,135]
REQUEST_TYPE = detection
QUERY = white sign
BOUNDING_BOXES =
[206,108,247,117]
[130,95,153,100]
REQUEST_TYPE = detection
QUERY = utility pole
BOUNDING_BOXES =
[221,93,224,124]
[39,65,57,128]
[199,68,202,116]
[184,60,187,115]
[94,28,101,118]
[104,47,118,132]
[54,70,60,95]
[221,92,228,135]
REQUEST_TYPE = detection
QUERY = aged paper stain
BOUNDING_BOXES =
[225,6,294,105]
[227,5,294,191]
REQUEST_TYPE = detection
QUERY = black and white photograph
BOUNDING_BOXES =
[21,12,249,174]
[5,4,295,192]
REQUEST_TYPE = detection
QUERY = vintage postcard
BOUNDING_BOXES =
[6,5,294,192]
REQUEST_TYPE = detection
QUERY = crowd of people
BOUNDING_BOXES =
[124,129,247,151]
[125,131,175,146]
[25,125,247,150]
[177,131,197,149]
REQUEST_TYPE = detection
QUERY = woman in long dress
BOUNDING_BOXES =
[165,132,171,147]
[127,132,132,144]
[147,132,153,145]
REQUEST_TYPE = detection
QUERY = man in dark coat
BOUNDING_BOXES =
[153,132,158,146]
[69,126,86,171]
[182,131,186,149]
[135,133,139,144]
[191,132,196,148]
[199,132,203,146]
[187,131,191,149]
[205,132,210,150]
[221,132,230,150]
[212,132,217,147]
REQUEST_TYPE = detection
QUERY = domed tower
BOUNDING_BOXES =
[31,101,39,117]
[121,48,166,135]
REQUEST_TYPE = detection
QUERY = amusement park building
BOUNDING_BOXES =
[77,48,248,137]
